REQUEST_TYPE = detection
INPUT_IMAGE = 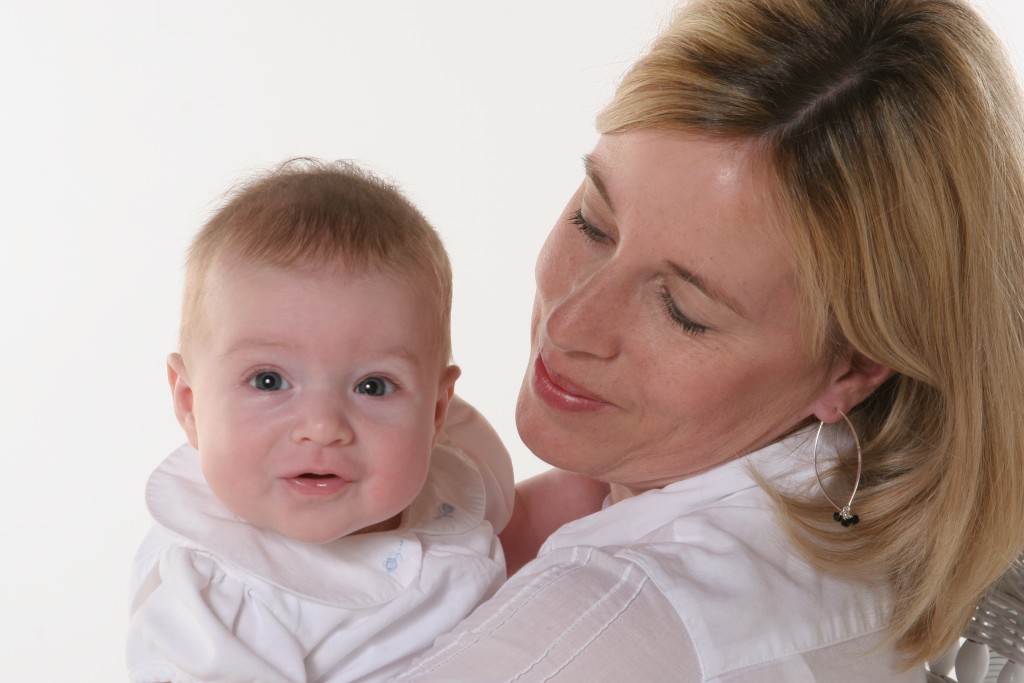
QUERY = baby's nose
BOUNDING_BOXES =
[291,397,354,447]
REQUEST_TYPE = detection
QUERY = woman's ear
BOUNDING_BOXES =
[432,364,462,446]
[167,353,199,448]
[810,351,896,423]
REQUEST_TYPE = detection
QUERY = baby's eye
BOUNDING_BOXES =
[250,371,291,391]
[354,376,396,397]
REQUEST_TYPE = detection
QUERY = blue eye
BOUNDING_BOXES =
[355,376,396,397]
[249,371,291,391]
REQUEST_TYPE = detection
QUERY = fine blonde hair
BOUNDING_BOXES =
[599,0,1024,667]
[179,158,453,364]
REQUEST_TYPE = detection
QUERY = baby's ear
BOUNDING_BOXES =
[432,364,461,446]
[167,353,199,449]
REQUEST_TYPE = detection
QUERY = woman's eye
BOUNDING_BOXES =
[568,209,611,244]
[659,289,709,336]
[355,376,396,397]
[249,371,291,391]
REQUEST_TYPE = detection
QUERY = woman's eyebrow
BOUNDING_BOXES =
[583,153,747,318]
[666,261,748,318]
[582,154,615,211]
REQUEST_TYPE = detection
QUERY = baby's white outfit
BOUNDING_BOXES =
[127,397,513,683]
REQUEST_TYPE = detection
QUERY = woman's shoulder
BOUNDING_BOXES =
[535,474,899,681]
[618,522,890,675]
[525,521,909,681]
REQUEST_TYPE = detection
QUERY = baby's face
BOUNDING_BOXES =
[169,258,456,544]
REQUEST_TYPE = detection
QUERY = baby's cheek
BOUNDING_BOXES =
[379,459,430,513]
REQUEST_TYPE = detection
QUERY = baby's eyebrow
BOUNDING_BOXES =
[374,345,426,366]
[222,339,428,369]
[222,338,296,356]
[582,154,615,211]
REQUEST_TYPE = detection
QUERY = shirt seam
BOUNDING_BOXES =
[510,564,649,682]
[397,546,595,678]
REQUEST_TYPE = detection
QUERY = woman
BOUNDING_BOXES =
[397,0,1024,680]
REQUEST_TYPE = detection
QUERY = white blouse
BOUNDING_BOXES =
[127,396,513,683]
[396,428,926,682]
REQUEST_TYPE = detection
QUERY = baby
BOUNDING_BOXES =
[127,160,513,682]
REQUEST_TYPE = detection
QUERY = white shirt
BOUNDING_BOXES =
[396,428,925,682]
[128,397,513,683]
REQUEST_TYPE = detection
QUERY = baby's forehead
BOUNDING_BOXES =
[184,235,448,339]
[206,252,438,296]
[199,254,449,345]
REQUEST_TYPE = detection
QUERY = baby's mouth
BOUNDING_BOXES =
[285,471,349,495]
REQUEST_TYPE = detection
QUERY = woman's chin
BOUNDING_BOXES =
[516,389,596,474]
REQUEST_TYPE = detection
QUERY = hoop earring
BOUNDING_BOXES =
[813,409,862,527]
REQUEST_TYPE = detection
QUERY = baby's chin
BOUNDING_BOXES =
[265,511,404,545]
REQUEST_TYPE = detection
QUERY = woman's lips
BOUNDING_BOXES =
[532,353,612,411]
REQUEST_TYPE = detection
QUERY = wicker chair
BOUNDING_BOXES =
[926,550,1024,682]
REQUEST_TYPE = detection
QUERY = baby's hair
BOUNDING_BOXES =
[179,158,453,362]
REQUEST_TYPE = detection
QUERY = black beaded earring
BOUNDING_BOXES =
[813,410,862,527]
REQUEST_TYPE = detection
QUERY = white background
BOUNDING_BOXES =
[1,1,1021,680]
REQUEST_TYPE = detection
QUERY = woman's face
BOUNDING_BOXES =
[516,129,840,498]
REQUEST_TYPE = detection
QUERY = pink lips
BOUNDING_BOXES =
[284,472,350,496]
[532,354,611,411]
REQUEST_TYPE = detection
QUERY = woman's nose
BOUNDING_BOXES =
[542,262,623,360]
[291,393,354,447]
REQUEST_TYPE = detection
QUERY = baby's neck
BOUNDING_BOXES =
[352,512,403,536]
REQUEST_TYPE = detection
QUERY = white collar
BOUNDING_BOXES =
[541,426,824,554]
[146,442,487,608]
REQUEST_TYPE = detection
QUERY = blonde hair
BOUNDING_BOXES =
[180,158,453,362]
[599,0,1024,667]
